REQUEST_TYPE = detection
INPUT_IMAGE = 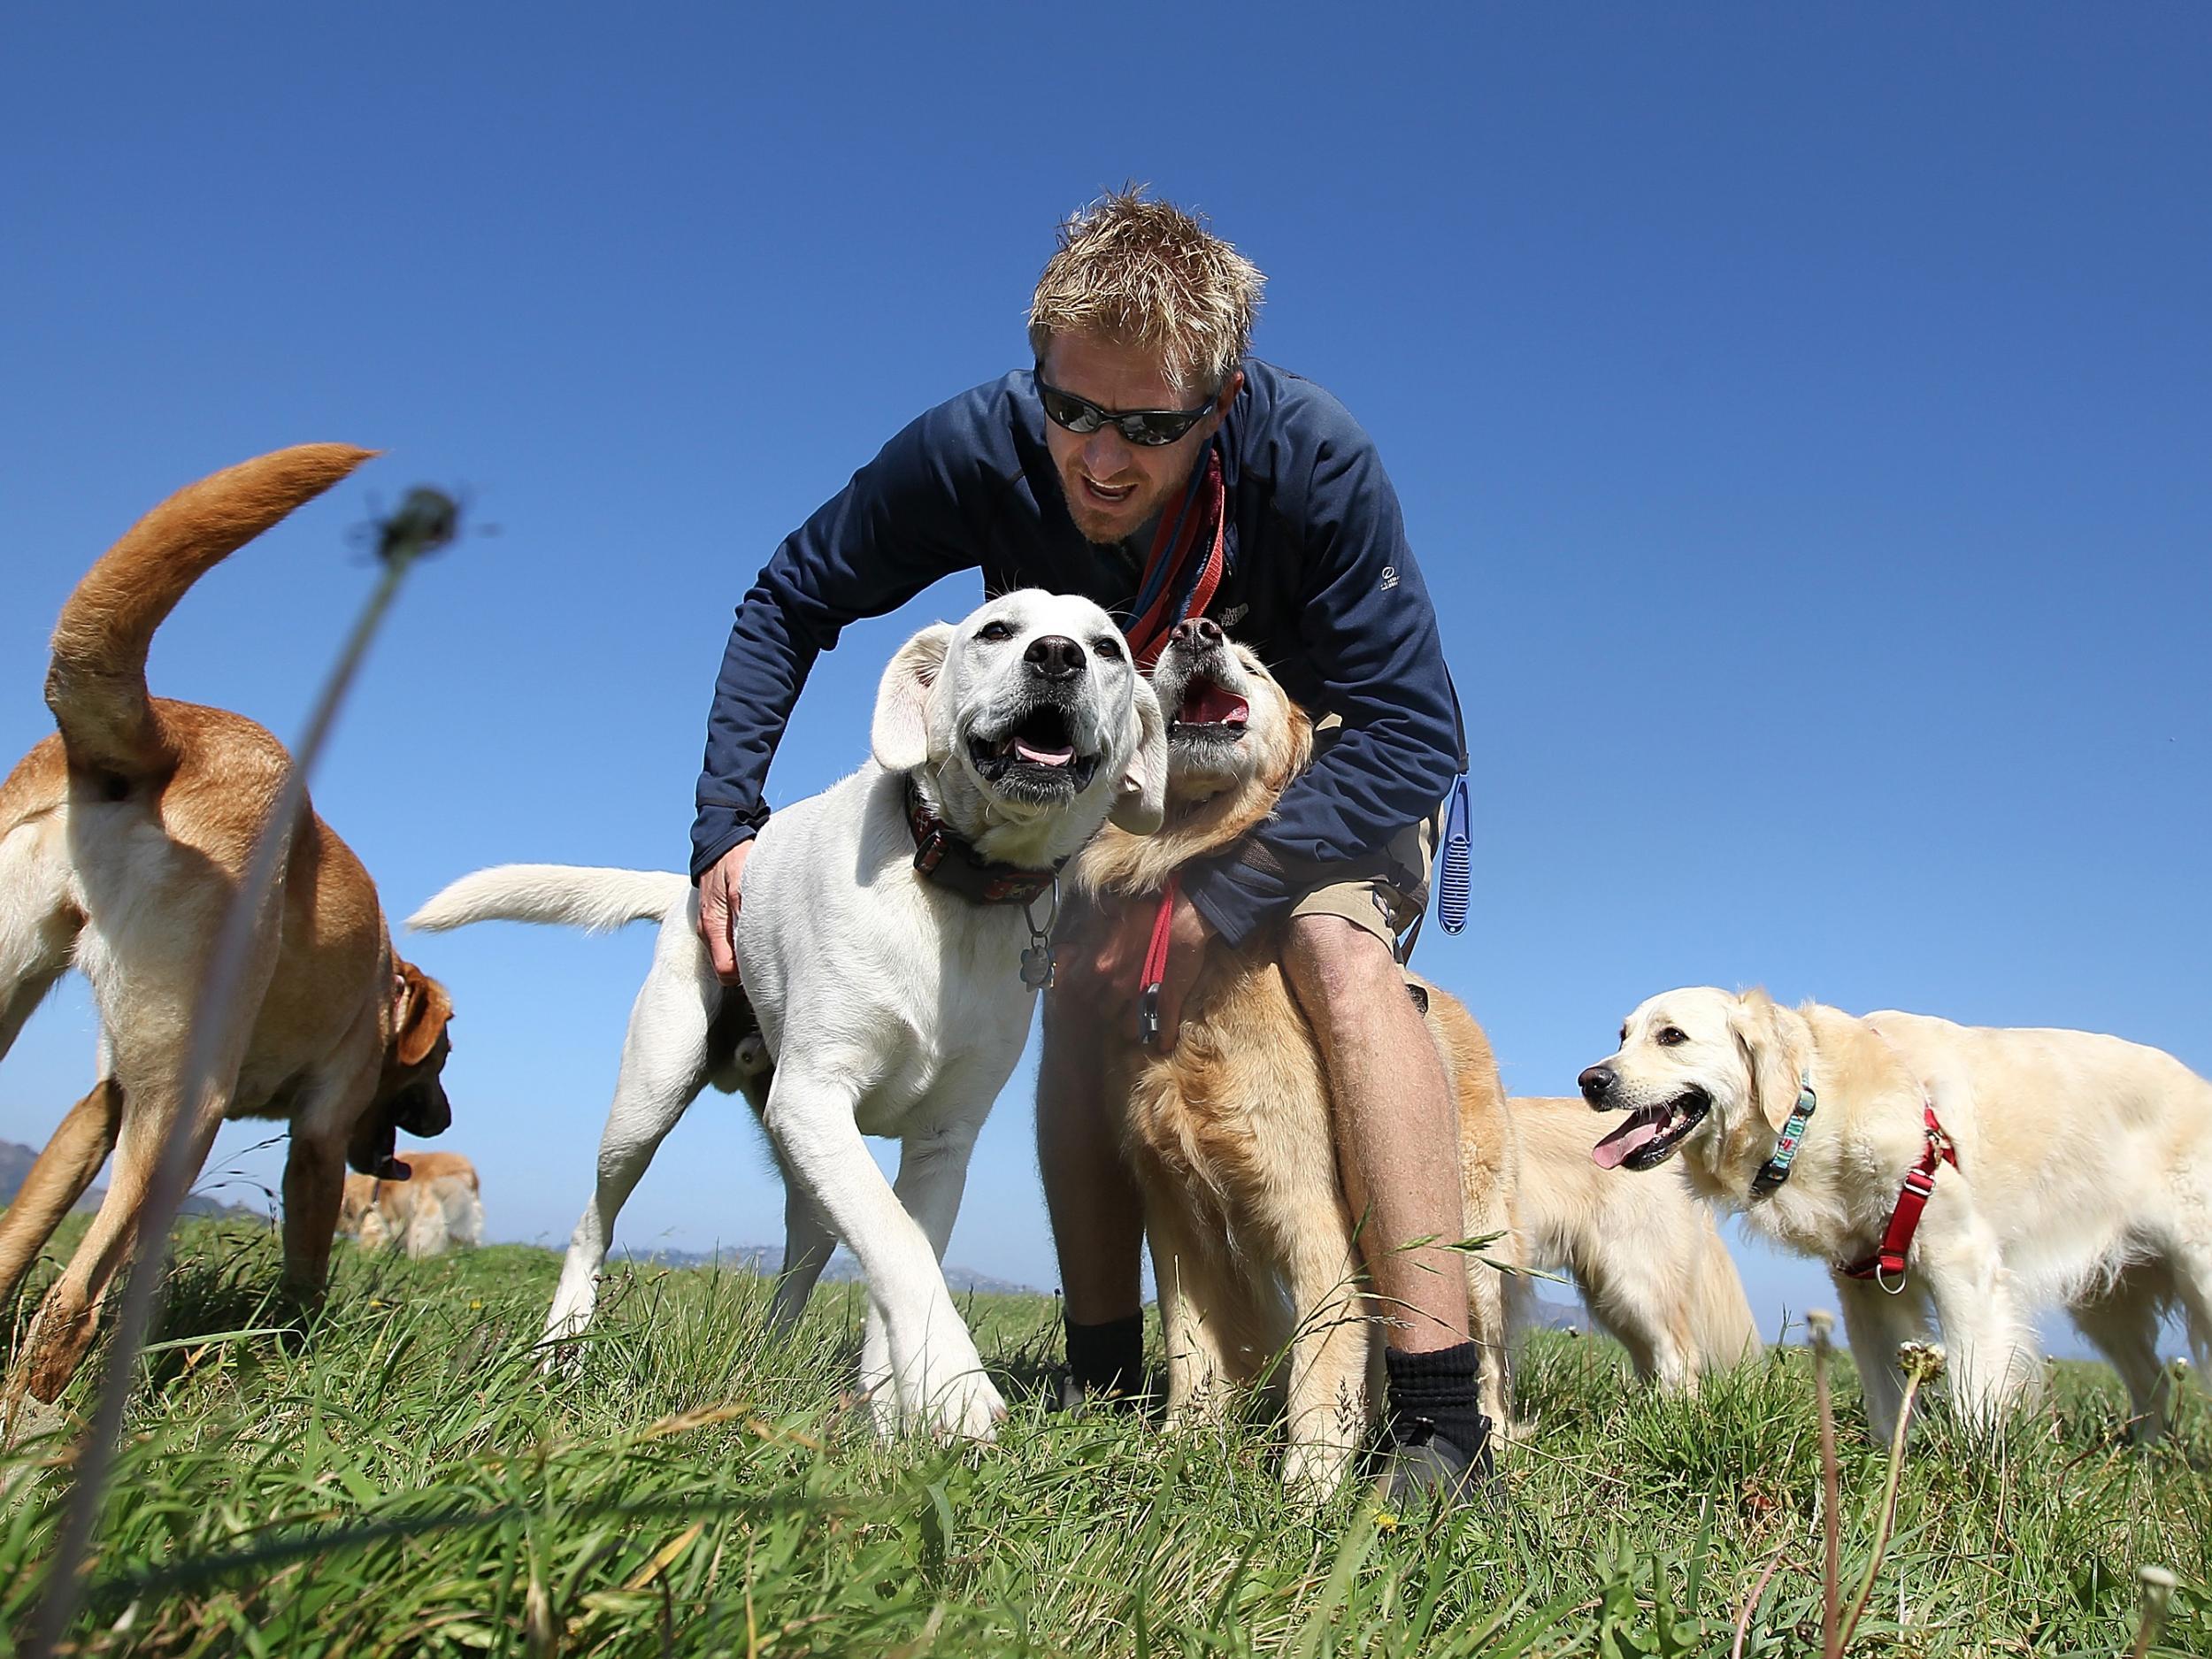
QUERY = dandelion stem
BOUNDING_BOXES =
[1838,1371,1923,1649]
[1808,1310,1841,1659]
[26,495,454,1659]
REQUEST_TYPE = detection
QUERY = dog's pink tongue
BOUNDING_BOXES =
[1180,682,1249,725]
[1013,739,1075,766]
[1592,1116,1660,1171]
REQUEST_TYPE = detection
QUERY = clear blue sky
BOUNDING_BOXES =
[4,6,2208,1356]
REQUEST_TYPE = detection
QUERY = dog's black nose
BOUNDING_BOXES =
[1025,634,1085,680]
[1578,1065,1617,1106]
[1170,616,1223,650]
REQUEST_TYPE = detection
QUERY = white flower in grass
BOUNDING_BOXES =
[1897,1341,1947,1382]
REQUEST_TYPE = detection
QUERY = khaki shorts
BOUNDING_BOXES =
[1283,718,1442,962]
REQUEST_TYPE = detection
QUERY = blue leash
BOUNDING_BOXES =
[1436,776,1472,935]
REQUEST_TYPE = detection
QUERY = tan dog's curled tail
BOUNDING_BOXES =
[45,443,377,777]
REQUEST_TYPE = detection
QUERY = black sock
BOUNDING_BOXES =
[1383,1341,1493,1460]
[1064,1313,1146,1397]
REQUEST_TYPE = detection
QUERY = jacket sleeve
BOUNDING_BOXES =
[690,405,986,878]
[1181,425,1465,948]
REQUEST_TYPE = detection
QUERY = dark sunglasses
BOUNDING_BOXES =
[1034,374,1217,447]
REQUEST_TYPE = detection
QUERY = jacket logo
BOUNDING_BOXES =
[1380,566,1400,592]
[1217,603,1248,626]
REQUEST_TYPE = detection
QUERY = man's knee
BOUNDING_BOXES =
[1282,912,1399,1024]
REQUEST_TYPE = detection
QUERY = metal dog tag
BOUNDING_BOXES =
[1020,943,1056,991]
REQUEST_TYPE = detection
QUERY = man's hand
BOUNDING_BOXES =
[1063,889,1213,1054]
[696,841,753,986]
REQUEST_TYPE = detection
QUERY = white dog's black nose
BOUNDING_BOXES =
[1025,634,1086,680]
[1170,616,1223,650]
[1578,1064,1617,1106]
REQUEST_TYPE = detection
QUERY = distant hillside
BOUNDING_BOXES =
[0,1138,268,1224]
[618,1243,1035,1297]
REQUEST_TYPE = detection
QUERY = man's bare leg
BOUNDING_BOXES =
[1281,914,1470,1351]
[1285,912,1494,1502]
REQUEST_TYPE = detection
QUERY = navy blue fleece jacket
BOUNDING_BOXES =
[691,357,1465,948]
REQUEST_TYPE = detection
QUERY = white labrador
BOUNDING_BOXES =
[411,590,1165,1438]
[1578,988,2212,1441]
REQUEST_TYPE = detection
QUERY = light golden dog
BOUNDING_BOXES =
[1579,988,2212,1440]
[1066,625,1514,1490]
[0,446,457,1411]
[340,1151,484,1258]
[1502,1094,1761,1394]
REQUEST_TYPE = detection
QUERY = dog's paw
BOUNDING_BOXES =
[886,1339,1006,1442]
[924,1365,1008,1442]
[1280,1438,1357,1497]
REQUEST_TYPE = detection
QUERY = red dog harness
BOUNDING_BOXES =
[1837,1099,1959,1288]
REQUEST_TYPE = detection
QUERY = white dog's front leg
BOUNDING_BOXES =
[1833,1272,1924,1442]
[855,1119,994,1435]
[1917,1211,2040,1435]
[764,1074,1002,1440]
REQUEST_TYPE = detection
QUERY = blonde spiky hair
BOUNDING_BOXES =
[1028,188,1265,396]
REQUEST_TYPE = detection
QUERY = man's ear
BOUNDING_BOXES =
[1110,679,1168,833]
[871,623,956,773]
[394,962,453,1068]
[1729,988,1802,1135]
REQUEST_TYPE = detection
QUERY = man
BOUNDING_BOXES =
[692,192,1488,1498]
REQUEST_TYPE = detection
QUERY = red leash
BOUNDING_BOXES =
[1136,876,1179,1047]
[1125,450,1226,671]
[1837,1100,1959,1287]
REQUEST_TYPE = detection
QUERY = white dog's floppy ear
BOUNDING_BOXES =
[871,622,956,773]
[1729,988,1805,1136]
[1110,678,1169,833]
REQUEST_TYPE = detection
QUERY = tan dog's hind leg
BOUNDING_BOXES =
[0,815,77,1064]
[13,1071,233,1405]
[1462,1187,1515,1437]
[2070,1263,2175,1442]
[1147,1203,1243,1430]
[0,1080,122,1310]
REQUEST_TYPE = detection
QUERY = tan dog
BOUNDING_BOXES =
[1502,1095,1761,1394]
[1579,988,2212,1440]
[340,1151,484,1258]
[0,445,456,1410]
[1066,625,1514,1491]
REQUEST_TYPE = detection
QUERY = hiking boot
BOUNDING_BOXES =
[1375,1417,1501,1510]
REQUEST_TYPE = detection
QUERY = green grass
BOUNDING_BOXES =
[1,1219,2205,1655]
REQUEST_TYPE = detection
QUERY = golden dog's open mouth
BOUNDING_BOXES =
[1171,674,1249,738]
[1592,1088,1710,1171]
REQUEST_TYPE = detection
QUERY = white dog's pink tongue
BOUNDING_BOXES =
[1592,1114,1661,1170]
[1013,738,1074,766]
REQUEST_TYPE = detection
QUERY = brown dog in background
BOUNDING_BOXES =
[340,1151,485,1258]
[1065,624,1516,1491]
[0,445,456,1413]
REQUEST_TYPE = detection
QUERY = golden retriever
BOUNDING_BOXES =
[1066,624,1513,1490]
[1579,987,2211,1440]
[340,1151,485,1258]
[0,446,456,1414]
[1503,1094,1761,1394]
